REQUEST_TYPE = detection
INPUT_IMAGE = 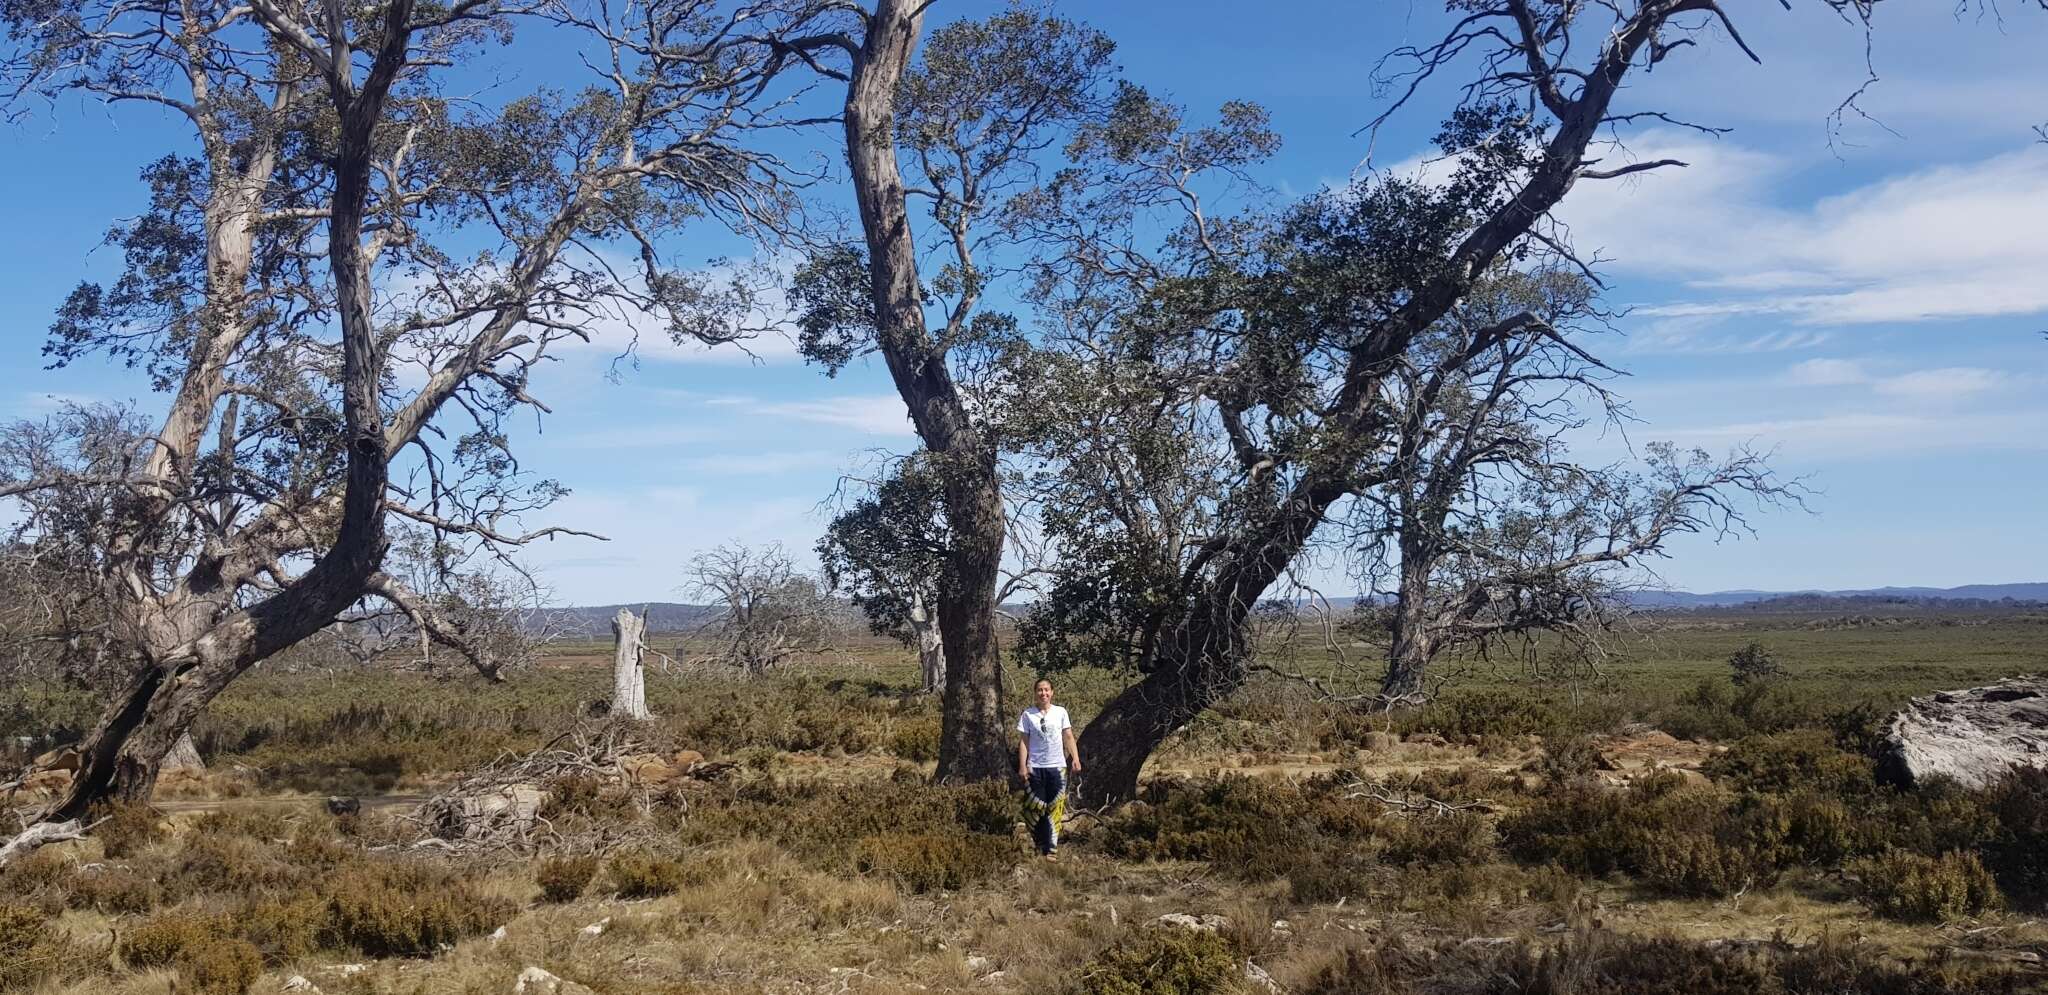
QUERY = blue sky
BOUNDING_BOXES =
[3,1,2045,605]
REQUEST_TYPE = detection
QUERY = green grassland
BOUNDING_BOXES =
[4,608,2048,995]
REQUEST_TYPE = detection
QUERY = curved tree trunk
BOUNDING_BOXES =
[163,732,204,772]
[611,608,651,719]
[842,0,1010,784]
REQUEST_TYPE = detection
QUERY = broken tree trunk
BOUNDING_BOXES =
[163,732,204,771]
[909,590,946,694]
[611,608,651,720]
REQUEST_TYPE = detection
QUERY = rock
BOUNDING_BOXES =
[1878,676,2048,789]
[513,967,595,995]
[328,965,367,976]
[1155,913,1232,933]
[282,976,321,994]
[964,955,993,975]
[489,926,508,944]
[1270,918,1293,935]
[579,917,611,937]
[977,971,1008,985]
[1244,960,1282,994]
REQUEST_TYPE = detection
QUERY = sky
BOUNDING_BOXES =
[1,1,2044,605]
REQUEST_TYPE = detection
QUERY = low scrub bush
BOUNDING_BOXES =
[92,801,166,858]
[1411,689,1562,740]
[1984,766,2048,907]
[1850,850,2003,922]
[0,902,85,990]
[323,862,512,957]
[852,831,1011,893]
[181,938,263,995]
[1701,729,1875,797]
[608,851,688,898]
[1079,926,1238,995]
[65,863,162,914]
[536,855,601,903]
[230,893,329,963]
[887,715,940,763]
[123,908,222,967]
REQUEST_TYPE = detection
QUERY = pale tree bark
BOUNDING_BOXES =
[908,590,946,694]
[162,732,205,773]
[839,0,1009,783]
[611,608,651,720]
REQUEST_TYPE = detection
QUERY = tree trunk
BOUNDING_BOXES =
[910,591,945,693]
[163,732,204,771]
[1078,643,1247,807]
[842,0,1010,784]
[1380,560,1436,703]
[611,608,651,720]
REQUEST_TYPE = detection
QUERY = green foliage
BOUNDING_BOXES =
[180,938,262,995]
[888,714,941,763]
[123,909,221,967]
[851,832,1011,893]
[1851,850,2003,923]
[1984,766,2048,906]
[230,894,329,963]
[91,801,165,858]
[607,852,688,898]
[1702,729,1876,797]
[0,901,88,991]
[1079,927,1238,995]
[1415,689,1562,740]
[535,855,600,903]
[323,863,512,958]
[1727,642,1785,686]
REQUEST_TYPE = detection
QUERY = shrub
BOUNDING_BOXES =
[1633,827,1778,898]
[123,908,221,967]
[93,801,166,858]
[1533,734,1608,786]
[1284,844,1377,904]
[1701,729,1875,797]
[536,855,601,903]
[1850,850,2003,922]
[181,938,263,995]
[231,893,330,963]
[1727,643,1784,686]
[1984,765,2048,907]
[608,852,688,898]
[65,864,162,914]
[0,904,52,988]
[1379,810,1495,867]
[1414,689,1560,740]
[324,863,511,957]
[852,832,1011,893]
[1079,926,1238,995]
[887,716,940,763]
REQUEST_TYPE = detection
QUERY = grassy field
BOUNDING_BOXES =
[2,607,2046,994]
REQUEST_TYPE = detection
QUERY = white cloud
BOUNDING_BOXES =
[523,484,826,603]
[1783,358,1870,386]
[1872,366,2009,401]
[750,395,913,437]
[673,449,848,476]
[1560,138,2048,327]
[1664,409,2048,460]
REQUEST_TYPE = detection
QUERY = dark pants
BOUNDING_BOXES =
[1027,766,1066,854]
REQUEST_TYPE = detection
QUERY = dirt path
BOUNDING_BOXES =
[152,793,427,815]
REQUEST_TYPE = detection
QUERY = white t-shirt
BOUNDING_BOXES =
[1018,704,1071,769]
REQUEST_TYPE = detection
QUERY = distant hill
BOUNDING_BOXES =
[550,602,720,636]
[1631,583,2048,609]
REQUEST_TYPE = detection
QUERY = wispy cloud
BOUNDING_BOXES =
[1562,139,2048,328]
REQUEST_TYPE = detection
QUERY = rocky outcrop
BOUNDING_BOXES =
[1878,676,2048,790]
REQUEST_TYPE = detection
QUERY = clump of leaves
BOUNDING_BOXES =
[535,855,600,903]
[1701,729,1875,797]
[1079,926,1238,995]
[122,908,222,967]
[0,902,86,990]
[1727,642,1784,686]
[1850,850,2002,922]
[324,863,511,957]
[181,938,263,995]
[852,831,1012,893]
[607,852,688,898]
[92,800,166,858]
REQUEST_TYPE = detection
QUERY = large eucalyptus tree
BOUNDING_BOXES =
[0,0,834,835]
